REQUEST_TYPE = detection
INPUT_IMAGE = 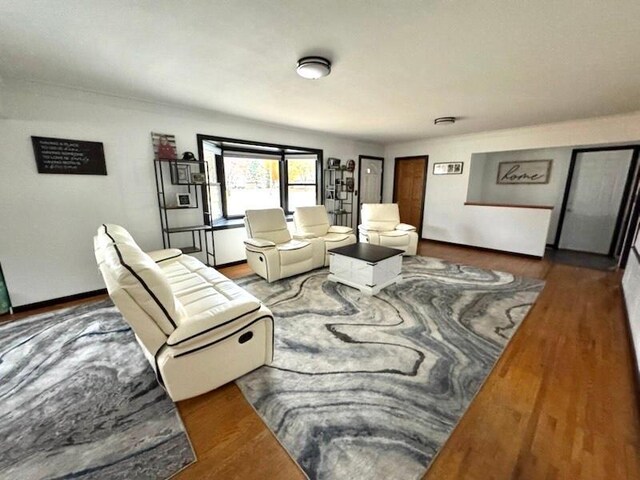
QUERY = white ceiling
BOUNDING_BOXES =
[1,0,639,144]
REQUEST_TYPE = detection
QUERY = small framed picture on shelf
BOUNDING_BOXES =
[433,162,463,175]
[176,193,194,208]
[171,164,191,184]
[328,157,341,169]
[345,177,354,192]
[191,172,206,184]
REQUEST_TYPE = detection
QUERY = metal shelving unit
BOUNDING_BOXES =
[324,164,354,227]
[153,158,215,266]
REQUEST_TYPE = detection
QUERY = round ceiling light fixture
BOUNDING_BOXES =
[434,116,456,125]
[296,56,331,79]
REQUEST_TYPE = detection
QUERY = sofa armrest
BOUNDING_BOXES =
[166,298,262,346]
[244,238,276,248]
[146,248,183,263]
[396,223,416,232]
[328,225,353,234]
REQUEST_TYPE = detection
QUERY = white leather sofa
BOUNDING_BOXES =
[244,208,324,282]
[293,205,357,265]
[94,224,274,402]
[359,203,419,255]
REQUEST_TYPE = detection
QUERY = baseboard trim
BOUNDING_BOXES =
[420,238,544,260]
[620,286,640,410]
[215,259,248,269]
[12,288,108,313]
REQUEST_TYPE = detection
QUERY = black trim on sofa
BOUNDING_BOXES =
[154,343,168,388]
[102,224,177,329]
[173,315,274,358]
[155,252,183,263]
[166,304,263,346]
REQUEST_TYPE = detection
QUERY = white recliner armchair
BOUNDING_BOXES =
[94,224,274,402]
[359,203,418,255]
[293,205,357,266]
[244,208,324,282]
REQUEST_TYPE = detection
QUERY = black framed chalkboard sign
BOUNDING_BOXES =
[31,136,107,175]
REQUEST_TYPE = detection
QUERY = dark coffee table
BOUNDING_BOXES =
[327,243,403,295]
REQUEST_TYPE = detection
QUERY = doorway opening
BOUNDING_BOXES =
[357,155,384,225]
[554,146,640,268]
[393,155,428,235]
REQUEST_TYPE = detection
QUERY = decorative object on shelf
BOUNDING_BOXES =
[181,151,196,161]
[433,162,463,175]
[176,193,194,208]
[328,157,341,169]
[296,56,331,80]
[31,136,107,175]
[346,159,356,172]
[172,164,191,185]
[346,177,354,192]
[151,132,178,161]
[191,172,206,184]
[497,159,552,185]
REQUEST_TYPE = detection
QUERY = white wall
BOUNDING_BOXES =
[467,147,573,244]
[0,81,382,306]
[622,251,640,379]
[384,111,640,255]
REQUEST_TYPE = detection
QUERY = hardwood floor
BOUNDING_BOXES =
[3,241,639,479]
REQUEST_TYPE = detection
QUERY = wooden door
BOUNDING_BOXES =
[393,156,428,233]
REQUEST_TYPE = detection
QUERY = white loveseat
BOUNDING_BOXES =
[244,208,325,282]
[293,205,357,265]
[359,203,418,255]
[94,224,274,402]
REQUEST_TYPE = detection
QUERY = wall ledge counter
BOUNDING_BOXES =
[445,202,553,257]
[464,202,554,210]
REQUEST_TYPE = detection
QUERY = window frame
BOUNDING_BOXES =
[197,135,323,220]
[284,154,321,214]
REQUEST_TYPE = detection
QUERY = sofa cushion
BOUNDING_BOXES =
[294,206,330,237]
[102,242,184,335]
[361,203,400,231]
[155,255,262,345]
[277,239,313,266]
[245,208,291,244]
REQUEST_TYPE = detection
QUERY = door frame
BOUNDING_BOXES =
[553,145,639,257]
[357,155,385,226]
[392,155,429,235]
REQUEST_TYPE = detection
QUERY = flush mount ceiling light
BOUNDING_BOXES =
[434,116,456,125]
[296,56,331,79]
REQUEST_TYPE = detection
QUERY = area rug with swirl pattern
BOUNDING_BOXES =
[0,300,195,479]
[236,256,544,480]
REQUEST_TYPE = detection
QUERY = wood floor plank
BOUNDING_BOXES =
[4,240,638,479]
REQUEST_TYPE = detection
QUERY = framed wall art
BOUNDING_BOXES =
[32,136,107,175]
[151,132,178,161]
[497,159,552,185]
[433,162,463,175]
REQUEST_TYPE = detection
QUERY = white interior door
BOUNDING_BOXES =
[360,158,383,204]
[559,149,633,254]
[358,157,383,223]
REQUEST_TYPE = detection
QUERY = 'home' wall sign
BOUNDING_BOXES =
[497,159,551,185]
